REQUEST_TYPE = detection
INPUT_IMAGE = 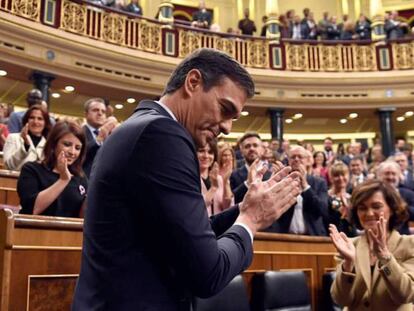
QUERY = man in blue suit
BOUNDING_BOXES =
[72,48,301,310]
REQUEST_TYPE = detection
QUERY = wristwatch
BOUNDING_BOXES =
[378,253,392,266]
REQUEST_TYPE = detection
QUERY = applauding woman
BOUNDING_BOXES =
[198,139,233,216]
[330,179,414,311]
[3,105,51,170]
[17,120,87,217]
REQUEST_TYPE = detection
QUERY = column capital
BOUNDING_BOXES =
[268,107,284,115]
[377,107,396,113]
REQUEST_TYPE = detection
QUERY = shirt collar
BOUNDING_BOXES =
[155,101,177,121]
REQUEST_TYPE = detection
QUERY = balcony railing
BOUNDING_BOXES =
[1,0,414,72]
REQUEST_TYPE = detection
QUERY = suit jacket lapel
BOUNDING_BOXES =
[356,235,372,294]
[371,230,400,291]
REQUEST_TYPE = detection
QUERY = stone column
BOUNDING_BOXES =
[378,107,395,158]
[268,108,284,142]
[265,0,280,41]
[30,71,55,108]
[370,0,385,40]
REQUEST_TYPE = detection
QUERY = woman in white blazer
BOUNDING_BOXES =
[3,104,52,171]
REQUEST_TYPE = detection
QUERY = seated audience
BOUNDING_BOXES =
[330,180,414,310]
[3,105,51,171]
[198,140,233,216]
[376,161,414,235]
[238,8,256,35]
[327,162,357,237]
[266,145,329,236]
[17,120,87,217]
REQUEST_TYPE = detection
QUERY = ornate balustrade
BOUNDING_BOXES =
[1,0,414,72]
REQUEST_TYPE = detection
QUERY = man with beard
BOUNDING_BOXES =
[266,145,329,236]
[376,160,414,235]
[230,132,271,203]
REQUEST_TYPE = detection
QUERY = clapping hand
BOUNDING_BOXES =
[239,165,301,233]
[209,162,219,188]
[367,213,391,261]
[56,151,72,181]
[20,123,30,145]
[329,224,355,272]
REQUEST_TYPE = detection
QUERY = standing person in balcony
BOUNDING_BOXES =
[355,14,371,40]
[191,0,211,29]
[82,98,118,178]
[385,11,409,39]
[327,16,341,40]
[289,15,308,40]
[125,0,142,16]
[3,105,51,171]
[238,8,256,36]
[17,120,87,217]
[330,180,414,311]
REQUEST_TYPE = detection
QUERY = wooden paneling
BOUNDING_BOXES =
[0,211,337,310]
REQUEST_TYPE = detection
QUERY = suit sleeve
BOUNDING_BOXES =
[135,119,253,298]
[331,259,357,307]
[17,163,42,214]
[378,236,414,304]
[302,177,329,219]
[230,172,248,204]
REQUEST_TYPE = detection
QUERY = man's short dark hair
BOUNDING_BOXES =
[84,98,106,112]
[350,155,364,163]
[26,89,43,107]
[239,132,261,146]
[162,48,255,98]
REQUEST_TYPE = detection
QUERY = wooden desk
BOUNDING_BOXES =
[0,169,19,206]
[0,211,336,310]
[0,210,83,311]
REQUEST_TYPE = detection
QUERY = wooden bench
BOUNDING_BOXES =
[0,210,336,310]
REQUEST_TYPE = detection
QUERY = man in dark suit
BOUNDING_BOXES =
[230,132,271,203]
[82,98,117,177]
[191,0,211,29]
[394,152,414,191]
[72,49,301,310]
[266,145,329,236]
[376,160,414,235]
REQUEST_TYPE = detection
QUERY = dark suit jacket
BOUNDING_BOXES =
[230,165,271,204]
[72,100,253,310]
[82,125,100,178]
[265,175,329,236]
[398,186,414,235]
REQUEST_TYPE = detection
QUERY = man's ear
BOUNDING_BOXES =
[183,69,203,96]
